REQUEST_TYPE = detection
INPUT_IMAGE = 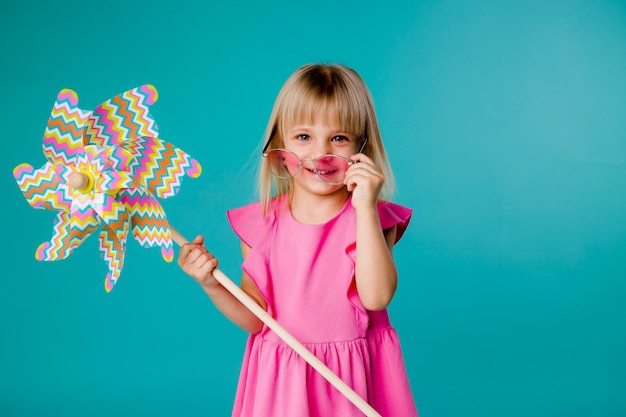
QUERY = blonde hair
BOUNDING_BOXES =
[258,63,394,213]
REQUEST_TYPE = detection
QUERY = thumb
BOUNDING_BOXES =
[192,235,204,245]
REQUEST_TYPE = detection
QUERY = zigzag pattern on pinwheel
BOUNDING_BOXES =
[118,188,173,262]
[106,144,134,172]
[98,170,137,192]
[36,210,99,261]
[90,100,128,146]
[99,222,127,292]
[151,146,202,198]
[124,137,202,199]
[116,84,159,139]
[132,215,173,261]
[43,89,88,166]
[97,197,129,240]
[69,197,103,237]
[13,163,72,211]
[36,211,73,261]
[84,145,107,173]
[125,136,166,191]
[85,84,159,147]
[142,141,177,197]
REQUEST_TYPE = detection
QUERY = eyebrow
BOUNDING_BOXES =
[286,126,355,136]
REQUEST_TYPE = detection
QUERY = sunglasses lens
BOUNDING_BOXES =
[315,155,350,184]
[265,151,350,184]
[266,150,300,178]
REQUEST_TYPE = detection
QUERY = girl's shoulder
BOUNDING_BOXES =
[376,200,413,243]
[227,195,287,248]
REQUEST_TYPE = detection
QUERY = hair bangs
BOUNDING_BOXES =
[277,72,367,142]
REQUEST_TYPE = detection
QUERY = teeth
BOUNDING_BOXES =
[305,167,336,176]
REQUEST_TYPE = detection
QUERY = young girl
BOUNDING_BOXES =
[178,63,418,417]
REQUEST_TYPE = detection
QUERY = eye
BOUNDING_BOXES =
[296,134,311,142]
[331,135,350,143]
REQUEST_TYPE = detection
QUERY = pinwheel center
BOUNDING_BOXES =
[68,171,94,193]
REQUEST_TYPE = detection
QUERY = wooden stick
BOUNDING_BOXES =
[169,226,382,417]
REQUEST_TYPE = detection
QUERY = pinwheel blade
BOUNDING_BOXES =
[122,136,202,199]
[13,162,72,212]
[99,217,129,292]
[90,146,138,192]
[37,207,100,261]
[92,193,129,242]
[84,84,159,147]
[42,89,88,167]
[118,188,174,262]
[91,193,130,291]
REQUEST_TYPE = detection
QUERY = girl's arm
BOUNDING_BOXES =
[355,211,398,310]
[178,235,266,333]
[346,154,399,311]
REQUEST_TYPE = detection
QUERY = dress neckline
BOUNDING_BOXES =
[284,194,352,227]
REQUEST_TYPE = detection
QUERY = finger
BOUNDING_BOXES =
[347,163,380,178]
[350,153,375,164]
[345,166,383,186]
[178,242,196,263]
[345,173,366,190]
[348,159,380,178]
[345,173,366,191]
[179,235,204,257]
[185,246,210,266]
[193,249,216,266]
[345,170,384,195]
[198,255,218,270]
[195,256,219,278]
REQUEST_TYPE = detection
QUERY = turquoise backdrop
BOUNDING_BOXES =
[1,1,625,416]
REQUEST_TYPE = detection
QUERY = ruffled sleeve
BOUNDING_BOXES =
[227,201,271,248]
[226,201,278,313]
[377,200,413,243]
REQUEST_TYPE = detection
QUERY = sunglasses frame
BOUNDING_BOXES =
[262,137,369,185]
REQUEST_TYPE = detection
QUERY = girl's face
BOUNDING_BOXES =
[283,121,359,160]
[280,117,361,194]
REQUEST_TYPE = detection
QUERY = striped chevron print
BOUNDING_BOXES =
[85,84,159,147]
[13,162,72,211]
[43,89,89,167]
[122,136,202,199]
[89,145,138,192]
[36,198,101,261]
[98,200,130,292]
[15,85,201,291]
[118,188,174,262]
[101,225,125,292]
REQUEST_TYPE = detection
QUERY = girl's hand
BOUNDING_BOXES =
[178,235,219,288]
[345,153,384,209]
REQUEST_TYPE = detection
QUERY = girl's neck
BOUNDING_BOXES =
[289,188,349,225]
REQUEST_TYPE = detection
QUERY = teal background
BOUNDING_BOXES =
[1,0,625,416]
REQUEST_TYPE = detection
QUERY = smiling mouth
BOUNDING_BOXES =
[305,167,336,176]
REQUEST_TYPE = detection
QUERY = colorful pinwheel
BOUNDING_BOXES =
[14,85,201,291]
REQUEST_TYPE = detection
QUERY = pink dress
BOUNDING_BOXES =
[227,194,418,417]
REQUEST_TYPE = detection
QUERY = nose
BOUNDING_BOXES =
[311,139,331,158]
